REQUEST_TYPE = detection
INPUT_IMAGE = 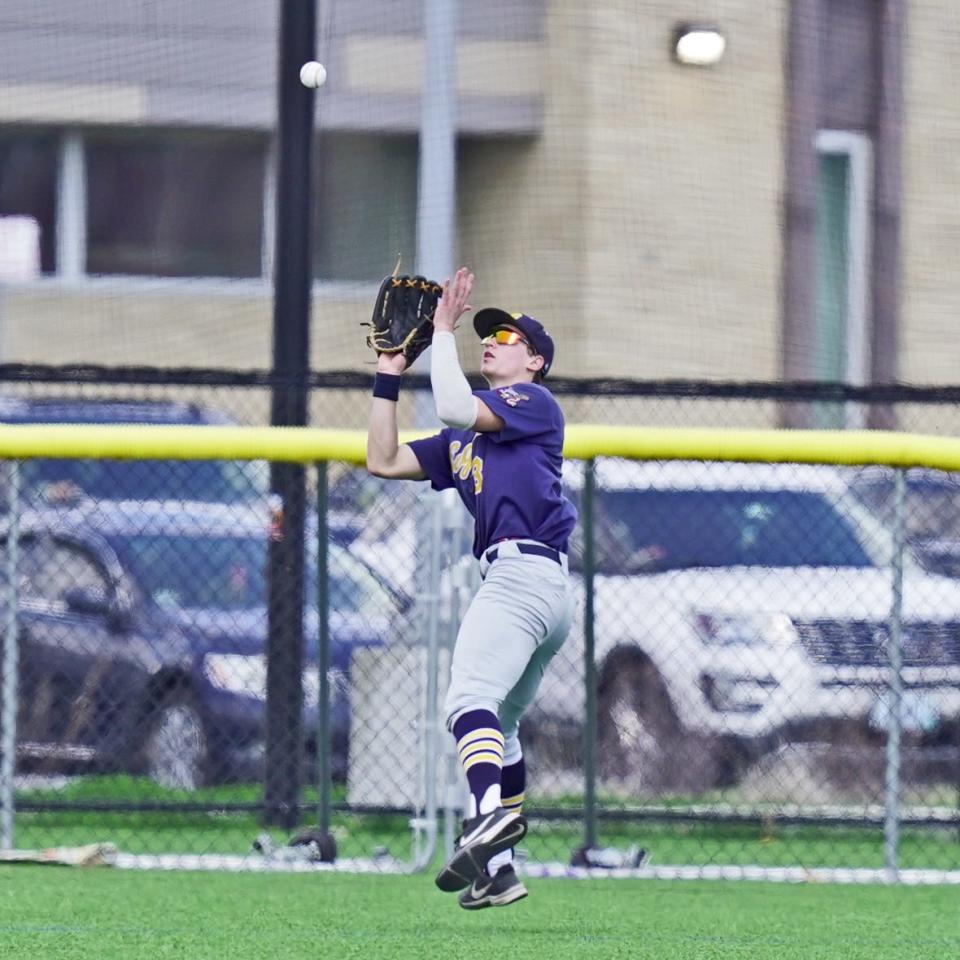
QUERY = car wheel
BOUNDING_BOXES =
[598,653,681,794]
[142,695,209,791]
[598,652,729,795]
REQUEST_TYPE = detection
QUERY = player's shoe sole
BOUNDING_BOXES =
[434,808,527,893]
[458,865,528,910]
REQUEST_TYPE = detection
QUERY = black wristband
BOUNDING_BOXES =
[373,372,401,401]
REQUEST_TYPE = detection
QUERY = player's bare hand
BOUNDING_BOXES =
[377,351,408,375]
[433,267,474,333]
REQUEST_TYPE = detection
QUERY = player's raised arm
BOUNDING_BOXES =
[366,352,425,479]
[430,267,506,433]
[363,269,441,479]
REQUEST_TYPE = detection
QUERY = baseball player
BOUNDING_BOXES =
[366,267,577,910]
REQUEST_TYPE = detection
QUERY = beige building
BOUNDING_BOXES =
[0,1,953,408]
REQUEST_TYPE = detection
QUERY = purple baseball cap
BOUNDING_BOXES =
[473,308,555,377]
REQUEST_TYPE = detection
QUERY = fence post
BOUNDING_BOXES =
[582,458,598,852]
[424,492,443,815]
[264,0,316,831]
[412,491,443,870]
[315,462,331,840]
[440,490,469,861]
[884,467,906,880]
[0,460,21,850]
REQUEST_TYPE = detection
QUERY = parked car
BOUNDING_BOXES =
[4,498,407,789]
[0,395,268,505]
[327,467,424,596]
[531,460,960,792]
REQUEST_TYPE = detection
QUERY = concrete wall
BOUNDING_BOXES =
[456,0,787,381]
[580,0,787,380]
[900,1,960,384]
[0,0,542,133]
[0,0,789,382]
[1,282,378,372]
[456,2,591,379]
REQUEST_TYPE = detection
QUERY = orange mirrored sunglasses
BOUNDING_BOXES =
[481,329,529,347]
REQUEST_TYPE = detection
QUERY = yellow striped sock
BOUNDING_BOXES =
[457,728,504,772]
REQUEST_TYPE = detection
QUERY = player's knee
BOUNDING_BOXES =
[444,696,500,732]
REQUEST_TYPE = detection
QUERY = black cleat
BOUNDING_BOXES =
[458,864,528,910]
[434,807,528,892]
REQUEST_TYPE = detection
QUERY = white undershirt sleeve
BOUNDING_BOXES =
[430,330,479,430]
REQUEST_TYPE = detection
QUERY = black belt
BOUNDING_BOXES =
[484,542,562,566]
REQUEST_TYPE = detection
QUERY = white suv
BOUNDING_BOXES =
[531,460,960,791]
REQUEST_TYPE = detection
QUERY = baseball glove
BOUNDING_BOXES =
[364,273,443,365]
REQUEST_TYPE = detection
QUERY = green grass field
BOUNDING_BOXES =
[2,866,958,960]
[8,778,959,958]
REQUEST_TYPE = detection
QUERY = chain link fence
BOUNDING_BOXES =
[0,370,958,880]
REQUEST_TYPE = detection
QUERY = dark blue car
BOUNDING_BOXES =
[6,498,404,789]
[0,395,268,505]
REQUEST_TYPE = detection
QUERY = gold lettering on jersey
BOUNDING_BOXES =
[449,440,471,479]
[471,455,483,494]
[448,440,484,494]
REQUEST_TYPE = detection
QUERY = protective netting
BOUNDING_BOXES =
[2,2,959,386]
[0,388,958,881]
[1,0,960,883]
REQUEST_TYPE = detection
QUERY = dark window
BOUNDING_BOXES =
[112,534,268,611]
[586,489,873,573]
[109,533,398,617]
[21,458,263,505]
[19,538,108,605]
[0,130,58,274]
[313,135,418,281]
[86,130,266,278]
[852,471,960,540]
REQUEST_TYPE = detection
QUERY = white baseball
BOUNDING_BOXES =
[299,61,327,89]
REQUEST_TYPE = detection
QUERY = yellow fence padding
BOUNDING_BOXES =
[0,422,958,471]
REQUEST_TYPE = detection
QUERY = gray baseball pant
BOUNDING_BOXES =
[443,541,574,751]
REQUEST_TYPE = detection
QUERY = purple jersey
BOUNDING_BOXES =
[408,382,578,559]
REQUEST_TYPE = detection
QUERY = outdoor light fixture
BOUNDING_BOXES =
[673,24,726,66]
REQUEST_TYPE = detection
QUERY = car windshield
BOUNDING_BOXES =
[21,458,265,504]
[107,532,399,616]
[589,489,874,572]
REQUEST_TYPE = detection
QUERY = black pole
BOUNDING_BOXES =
[582,459,598,852]
[263,0,316,829]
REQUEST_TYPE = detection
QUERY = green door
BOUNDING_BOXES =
[814,152,850,428]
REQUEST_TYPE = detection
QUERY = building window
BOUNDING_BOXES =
[0,130,58,274]
[2,127,420,284]
[814,130,872,428]
[313,134,418,282]
[86,130,267,278]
